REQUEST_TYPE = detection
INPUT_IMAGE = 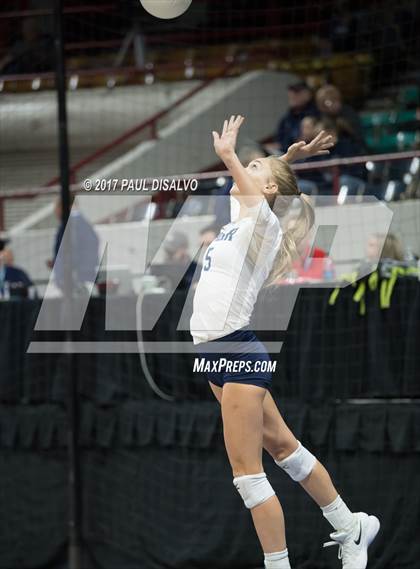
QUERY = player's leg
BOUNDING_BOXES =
[210,384,379,568]
[210,383,336,505]
[220,382,291,569]
[210,383,337,505]
[261,391,338,506]
[262,390,380,569]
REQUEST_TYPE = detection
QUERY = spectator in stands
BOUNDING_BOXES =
[295,115,366,195]
[320,117,362,158]
[283,219,336,281]
[48,195,99,292]
[293,117,327,194]
[162,231,200,290]
[0,237,36,298]
[315,84,365,148]
[367,233,405,263]
[358,232,406,275]
[276,81,319,152]
[0,18,54,75]
[300,116,319,143]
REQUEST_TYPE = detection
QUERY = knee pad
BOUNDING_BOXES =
[233,472,275,509]
[275,441,316,482]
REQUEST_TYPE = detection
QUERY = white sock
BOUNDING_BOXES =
[321,494,355,532]
[264,549,291,569]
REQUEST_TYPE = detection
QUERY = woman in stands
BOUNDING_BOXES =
[190,115,380,569]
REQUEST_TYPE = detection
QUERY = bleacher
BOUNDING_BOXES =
[361,85,419,153]
[0,6,419,234]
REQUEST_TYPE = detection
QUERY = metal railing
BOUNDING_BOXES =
[1,150,419,232]
[45,59,236,187]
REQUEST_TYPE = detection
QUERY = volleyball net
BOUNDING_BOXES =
[1,1,420,568]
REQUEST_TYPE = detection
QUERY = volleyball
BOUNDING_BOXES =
[140,0,192,19]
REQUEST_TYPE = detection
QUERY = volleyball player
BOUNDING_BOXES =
[190,116,380,569]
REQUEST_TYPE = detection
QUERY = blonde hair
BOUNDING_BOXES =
[376,233,405,262]
[264,157,315,285]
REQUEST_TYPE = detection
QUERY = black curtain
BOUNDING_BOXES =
[1,401,420,569]
[1,277,420,568]
[1,277,419,404]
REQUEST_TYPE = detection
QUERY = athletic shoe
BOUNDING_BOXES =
[323,512,380,569]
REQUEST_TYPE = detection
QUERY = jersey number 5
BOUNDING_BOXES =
[203,247,214,271]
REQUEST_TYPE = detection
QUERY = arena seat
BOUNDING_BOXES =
[365,131,417,153]
[398,85,420,107]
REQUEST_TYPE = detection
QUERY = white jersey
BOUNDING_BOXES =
[190,196,283,344]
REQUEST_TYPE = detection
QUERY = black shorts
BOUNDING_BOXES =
[194,327,273,389]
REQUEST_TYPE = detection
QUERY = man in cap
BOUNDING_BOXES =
[276,81,319,152]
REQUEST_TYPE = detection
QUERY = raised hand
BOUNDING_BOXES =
[212,115,245,159]
[284,130,335,163]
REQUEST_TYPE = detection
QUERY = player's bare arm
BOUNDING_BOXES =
[282,130,335,163]
[212,115,264,208]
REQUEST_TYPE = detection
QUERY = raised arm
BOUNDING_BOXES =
[281,130,334,163]
[212,115,262,207]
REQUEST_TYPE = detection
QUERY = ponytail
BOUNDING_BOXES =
[261,156,315,286]
[265,192,315,286]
